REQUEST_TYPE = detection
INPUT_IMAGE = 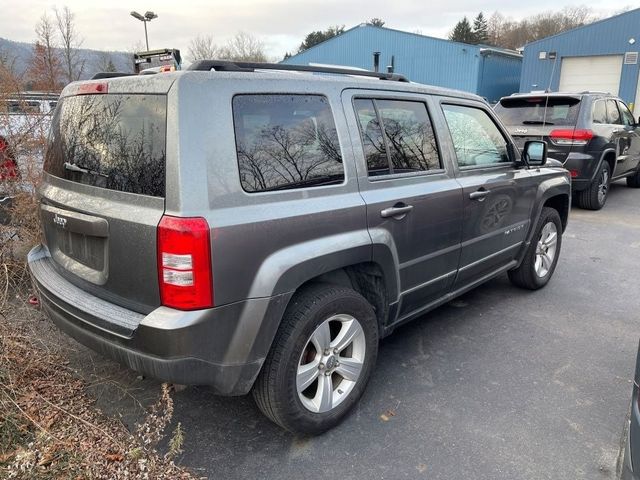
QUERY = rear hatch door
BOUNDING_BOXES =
[41,84,169,314]
[495,95,582,163]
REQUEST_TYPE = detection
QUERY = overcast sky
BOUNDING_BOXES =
[0,1,633,59]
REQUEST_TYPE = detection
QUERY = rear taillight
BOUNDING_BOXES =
[549,129,594,146]
[157,215,213,310]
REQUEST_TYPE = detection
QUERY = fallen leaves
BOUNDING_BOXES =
[0,304,199,479]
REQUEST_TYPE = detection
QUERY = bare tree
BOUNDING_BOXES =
[462,6,597,50]
[187,34,220,62]
[54,6,85,83]
[219,32,267,62]
[29,13,62,91]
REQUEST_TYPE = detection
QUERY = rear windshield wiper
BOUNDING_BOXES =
[522,120,555,125]
[64,162,108,178]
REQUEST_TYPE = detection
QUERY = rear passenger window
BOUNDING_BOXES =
[442,104,510,167]
[354,98,441,176]
[606,100,622,125]
[232,95,344,192]
[593,100,607,124]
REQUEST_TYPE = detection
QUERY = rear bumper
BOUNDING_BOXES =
[563,151,600,192]
[28,245,292,395]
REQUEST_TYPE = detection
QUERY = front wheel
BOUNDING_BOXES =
[252,284,379,435]
[508,207,563,290]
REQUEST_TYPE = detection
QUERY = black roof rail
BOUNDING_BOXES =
[187,60,410,82]
[91,72,137,80]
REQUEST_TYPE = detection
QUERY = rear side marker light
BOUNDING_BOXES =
[158,216,213,310]
[550,129,594,146]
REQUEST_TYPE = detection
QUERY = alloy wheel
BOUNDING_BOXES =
[534,222,558,278]
[296,314,366,413]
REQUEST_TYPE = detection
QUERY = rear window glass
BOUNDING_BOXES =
[44,94,167,197]
[232,94,344,193]
[495,97,581,126]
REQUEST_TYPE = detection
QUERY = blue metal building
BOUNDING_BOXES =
[282,25,522,103]
[520,8,640,111]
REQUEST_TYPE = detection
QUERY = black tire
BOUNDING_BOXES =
[508,207,563,290]
[627,168,640,188]
[576,161,611,210]
[252,283,379,435]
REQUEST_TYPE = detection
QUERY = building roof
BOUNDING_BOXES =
[284,24,520,62]
[524,7,640,48]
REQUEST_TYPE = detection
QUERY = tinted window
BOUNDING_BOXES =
[443,104,510,167]
[44,94,167,197]
[607,100,622,125]
[354,98,441,176]
[233,95,343,192]
[619,102,635,126]
[593,100,607,124]
[495,96,580,126]
[377,100,441,173]
[354,99,389,176]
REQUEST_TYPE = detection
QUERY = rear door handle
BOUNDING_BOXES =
[380,204,414,219]
[469,189,491,201]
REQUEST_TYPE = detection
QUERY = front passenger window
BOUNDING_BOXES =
[619,102,636,127]
[442,104,510,167]
[606,100,623,125]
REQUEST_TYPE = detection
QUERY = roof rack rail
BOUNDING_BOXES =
[91,72,137,80]
[187,60,410,82]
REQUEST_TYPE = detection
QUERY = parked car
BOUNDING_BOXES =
[494,92,640,210]
[28,61,571,434]
[0,92,57,224]
[621,341,640,479]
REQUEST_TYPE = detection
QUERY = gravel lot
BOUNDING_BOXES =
[63,180,640,480]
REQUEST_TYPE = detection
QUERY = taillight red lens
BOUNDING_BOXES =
[157,216,213,310]
[569,169,579,178]
[550,129,594,145]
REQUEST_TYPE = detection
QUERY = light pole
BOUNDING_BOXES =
[130,11,158,51]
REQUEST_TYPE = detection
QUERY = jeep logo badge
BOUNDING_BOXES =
[53,213,67,229]
[514,128,528,135]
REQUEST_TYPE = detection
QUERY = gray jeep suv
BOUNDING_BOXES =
[28,61,571,434]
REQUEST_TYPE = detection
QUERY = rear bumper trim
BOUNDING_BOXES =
[29,245,143,337]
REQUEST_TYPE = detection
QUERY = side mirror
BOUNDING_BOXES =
[522,140,547,167]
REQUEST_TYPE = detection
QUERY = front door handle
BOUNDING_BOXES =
[469,189,491,201]
[380,204,414,219]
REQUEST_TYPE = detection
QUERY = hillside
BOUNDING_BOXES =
[0,37,134,79]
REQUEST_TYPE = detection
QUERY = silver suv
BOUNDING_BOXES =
[28,61,571,434]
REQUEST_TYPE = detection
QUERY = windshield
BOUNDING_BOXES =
[44,94,167,197]
[495,96,581,127]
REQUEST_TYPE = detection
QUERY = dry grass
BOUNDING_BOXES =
[0,303,199,479]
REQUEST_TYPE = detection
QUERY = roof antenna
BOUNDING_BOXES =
[541,52,559,139]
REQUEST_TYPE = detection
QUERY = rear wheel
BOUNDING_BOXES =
[508,207,562,290]
[252,284,378,435]
[576,161,610,210]
[627,168,640,188]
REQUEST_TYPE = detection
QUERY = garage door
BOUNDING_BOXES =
[559,55,623,95]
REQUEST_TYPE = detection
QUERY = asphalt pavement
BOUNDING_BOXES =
[65,180,640,480]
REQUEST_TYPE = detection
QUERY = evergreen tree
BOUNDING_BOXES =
[449,17,475,44]
[473,12,489,44]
